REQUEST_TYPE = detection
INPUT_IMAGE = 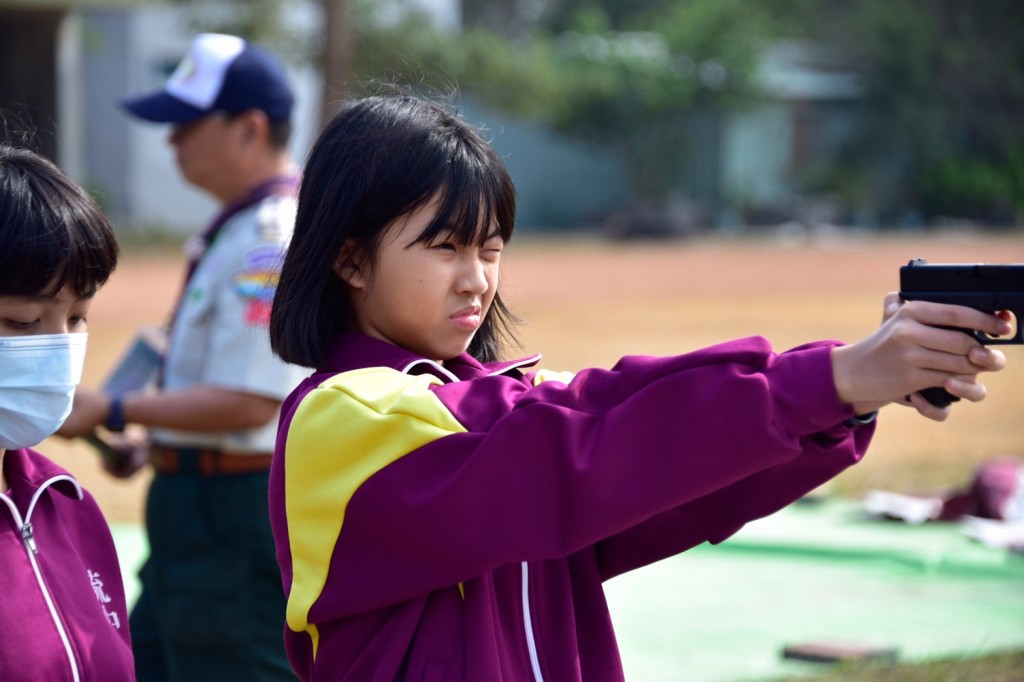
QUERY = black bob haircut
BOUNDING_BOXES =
[0,144,119,298]
[271,95,519,368]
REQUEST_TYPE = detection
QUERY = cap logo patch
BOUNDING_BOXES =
[165,33,245,110]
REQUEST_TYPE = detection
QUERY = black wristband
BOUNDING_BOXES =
[843,410,878,428]
[105,396,127,433]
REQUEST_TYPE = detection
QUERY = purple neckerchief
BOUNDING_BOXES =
[182,171,301,288]
[157,170,300,386]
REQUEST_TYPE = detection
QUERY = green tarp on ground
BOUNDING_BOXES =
[111,499,1024,681]
[604,499,1024,681]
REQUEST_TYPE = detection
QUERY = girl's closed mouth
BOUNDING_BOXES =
[451,306,482,330]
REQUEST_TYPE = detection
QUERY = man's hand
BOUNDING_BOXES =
[100,433,150,479]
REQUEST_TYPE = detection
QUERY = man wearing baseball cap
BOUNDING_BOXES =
[61,33,306,681]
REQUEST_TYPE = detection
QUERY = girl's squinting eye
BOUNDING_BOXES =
[481,237,504,255]
[2,318,37,332]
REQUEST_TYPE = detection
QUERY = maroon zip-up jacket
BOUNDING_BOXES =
[270,332,874,681]
[0,448,134,681]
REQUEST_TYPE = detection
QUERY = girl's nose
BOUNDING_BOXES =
[457,255,490,295]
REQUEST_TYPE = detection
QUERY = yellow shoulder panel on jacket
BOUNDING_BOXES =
[532,368,576,387]
[282,367,466,655]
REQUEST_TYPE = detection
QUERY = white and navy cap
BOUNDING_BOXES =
[121,33,294,124]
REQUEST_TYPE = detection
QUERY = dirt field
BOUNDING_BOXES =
[42,228,1024,524]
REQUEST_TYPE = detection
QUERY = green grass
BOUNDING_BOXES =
[769,648,1024,681]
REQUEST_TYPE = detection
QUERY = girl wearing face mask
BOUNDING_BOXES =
[0,144,134,680]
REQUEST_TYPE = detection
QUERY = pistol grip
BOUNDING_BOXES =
[919,386,960,408]
[919,323,999,407]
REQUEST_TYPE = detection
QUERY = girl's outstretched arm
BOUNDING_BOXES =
[273,337,870,619]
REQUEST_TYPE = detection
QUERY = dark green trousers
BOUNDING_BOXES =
[131,466,296,682]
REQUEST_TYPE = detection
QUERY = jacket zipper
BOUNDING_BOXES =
[521,561,544,681]
[1,476,84,682]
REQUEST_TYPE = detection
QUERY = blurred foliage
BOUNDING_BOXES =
[354,0,778,204]
[463,0,1024,224]
[167,0,315,64]
[767,0,1024,224]
[172,0,1024,225]
[543,0,672,33]
[919,150,1024,224]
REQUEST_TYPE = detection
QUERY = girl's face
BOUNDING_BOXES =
[0,284,92,337]
[343,199,504,362]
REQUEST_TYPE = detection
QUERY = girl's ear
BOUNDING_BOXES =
[333,240,366,288]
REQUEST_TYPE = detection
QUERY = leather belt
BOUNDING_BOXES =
[150,445,274,476]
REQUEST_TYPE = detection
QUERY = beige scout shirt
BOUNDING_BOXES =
[150,194,308,453]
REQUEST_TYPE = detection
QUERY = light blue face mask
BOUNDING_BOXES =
[0,333,87,450]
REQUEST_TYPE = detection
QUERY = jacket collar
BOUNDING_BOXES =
[2,448,83,509]
[321,332,541,383]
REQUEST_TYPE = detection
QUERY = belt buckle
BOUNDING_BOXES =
[200,450,221,476]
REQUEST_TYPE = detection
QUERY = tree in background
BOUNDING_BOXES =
[170,0,352,126]
[771,0,1024,225]
[174,0,1024,227]
[384,0,1024,226]
[168,0,305,52]
[356,0,777,223]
